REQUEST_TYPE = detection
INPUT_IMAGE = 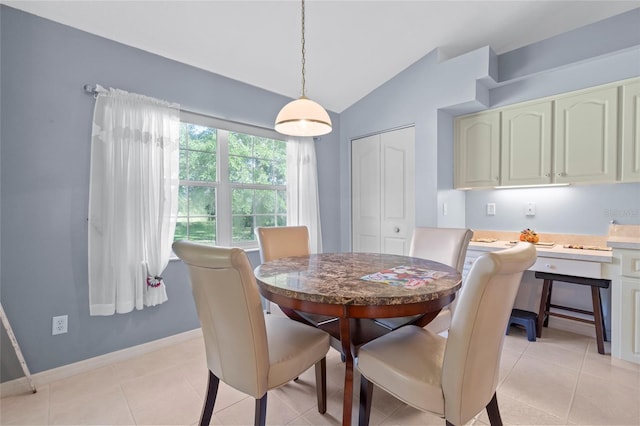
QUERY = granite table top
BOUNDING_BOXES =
[253,252,461,307]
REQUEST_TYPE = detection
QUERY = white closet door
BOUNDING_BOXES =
[352,134,381,253]
[352,127,415,255]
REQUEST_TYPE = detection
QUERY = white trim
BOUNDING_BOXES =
[0,328,202,398]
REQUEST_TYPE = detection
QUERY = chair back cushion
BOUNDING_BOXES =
[256,226,310,262]
[172,241,269,398]
[409,227,473,273]
[441,242,536,425]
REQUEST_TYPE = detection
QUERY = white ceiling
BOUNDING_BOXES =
[3,1,640,112]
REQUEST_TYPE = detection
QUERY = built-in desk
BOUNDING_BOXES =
[464,228,640,364]
[464,240,612,280]
[464,239,616,355]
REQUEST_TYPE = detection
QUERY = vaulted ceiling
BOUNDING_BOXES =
[4,1,639,112]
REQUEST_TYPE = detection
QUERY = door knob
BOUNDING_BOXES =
[393,227,400,233]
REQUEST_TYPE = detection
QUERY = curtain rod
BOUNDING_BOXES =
[82,84,311,138]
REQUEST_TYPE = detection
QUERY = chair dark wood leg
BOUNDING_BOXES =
[315,357,327,414]
[254,394,267,426]
[200,370,219,426]
[358,374,374,426]
[486,392,503,426]
[445,421,454,426]
[591,286,606,354]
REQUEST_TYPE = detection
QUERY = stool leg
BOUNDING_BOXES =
[537,279,551,338]
[591,286,606,355]
[544,282,553,327]
[526,319,536,342]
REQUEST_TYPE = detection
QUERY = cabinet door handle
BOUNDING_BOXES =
[557,172,567,177]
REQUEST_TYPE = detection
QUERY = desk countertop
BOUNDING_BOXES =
[468,240,613,263]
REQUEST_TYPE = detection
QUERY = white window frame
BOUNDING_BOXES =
[178,111,286,249]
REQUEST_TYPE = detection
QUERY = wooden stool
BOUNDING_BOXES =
[506,309,537,342]
[535,272,610,354]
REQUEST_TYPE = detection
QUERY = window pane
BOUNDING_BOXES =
[180,124,188,149]
[229,132,252,156]
[256,216,275,227]
[178,186,189,216]
[185,186,216,216]
[187,124,216,152]
[187,150,216,182]
[228,133,286,185]
[255,190,275,214]
[187,217,216,243]
[277,190,287,214]
[252,159,271,185]
[229,155,254,184]
[277,215,287,226]
[272,160,286,185]
[179,150,188,180]
[232,188,253,214]
[253,137,275,159]
[232,215,254,242]
[175,185,216,243]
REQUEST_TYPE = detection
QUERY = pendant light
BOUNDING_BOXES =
[275,0,332,137]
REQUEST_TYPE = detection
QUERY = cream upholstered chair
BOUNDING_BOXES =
[375,227,473,333]
[172,241,330,426]
[256,226,310,314]
[358,242,536,426]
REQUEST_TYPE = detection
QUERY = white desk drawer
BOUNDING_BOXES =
[530,256,602,278]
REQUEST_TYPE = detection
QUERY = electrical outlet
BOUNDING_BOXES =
[52,315,68,335]
[526,202,536,216]
[486,203,496,216]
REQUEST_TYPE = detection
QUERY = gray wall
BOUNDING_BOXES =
[0,5,341,380]
[339,8,640,250]
[2,4,640,382]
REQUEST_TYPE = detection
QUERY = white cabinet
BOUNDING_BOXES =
[501,101,553,186]
[554,86,618,184]
[611,248,640,364]
[454,111,500,189]
[621,80,640,182]
[454,79,639,189]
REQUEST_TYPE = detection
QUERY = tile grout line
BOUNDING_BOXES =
[563,340,589,425]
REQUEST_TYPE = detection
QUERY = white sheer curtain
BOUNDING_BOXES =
[286,137,323,253]
[88,85,180,316]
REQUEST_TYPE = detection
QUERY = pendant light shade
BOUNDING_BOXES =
[275,0,332,137]
[275,96,332,137]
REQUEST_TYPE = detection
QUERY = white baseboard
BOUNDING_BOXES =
[0,328,202,398]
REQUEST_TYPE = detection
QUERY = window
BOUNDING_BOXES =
[175,112,287,247]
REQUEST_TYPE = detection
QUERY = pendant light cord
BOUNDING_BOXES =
[301,0,306,98]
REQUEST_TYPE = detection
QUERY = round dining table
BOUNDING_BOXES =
[254,252,462,426]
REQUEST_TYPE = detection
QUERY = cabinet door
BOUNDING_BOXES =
[619,278,640,364]
[554,86,618,184]
[501,101,552,186]
[622,80,640,182]
[454,111,500,188]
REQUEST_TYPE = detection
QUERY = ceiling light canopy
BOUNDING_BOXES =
[275,0,332,137]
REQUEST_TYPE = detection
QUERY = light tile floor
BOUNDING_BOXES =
[2,309,640,425]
